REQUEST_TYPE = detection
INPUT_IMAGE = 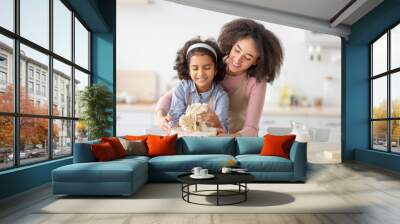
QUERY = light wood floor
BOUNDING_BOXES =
[1,161,400,224]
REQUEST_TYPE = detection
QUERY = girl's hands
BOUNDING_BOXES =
[197,107,222,129]
[156,110,172,132]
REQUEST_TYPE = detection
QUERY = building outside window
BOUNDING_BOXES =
[0,54,7,89]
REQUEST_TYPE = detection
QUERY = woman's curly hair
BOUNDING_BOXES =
[174,37,225,83]
[218,18,283,83]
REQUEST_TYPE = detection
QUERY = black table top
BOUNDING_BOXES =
[177,172,255,185]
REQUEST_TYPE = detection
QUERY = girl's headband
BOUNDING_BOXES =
[186,43,217,61]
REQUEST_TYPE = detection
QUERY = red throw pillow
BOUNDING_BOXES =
[146,134,177,157]
[91,142,117,161]
[101,137,127,158]
[260,134,296,159]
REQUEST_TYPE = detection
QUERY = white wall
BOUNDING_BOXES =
[117,0,341,106]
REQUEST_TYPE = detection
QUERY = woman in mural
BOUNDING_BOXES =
[156,18,283,136]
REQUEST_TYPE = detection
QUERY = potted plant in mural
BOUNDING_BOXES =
[79,84,113,140]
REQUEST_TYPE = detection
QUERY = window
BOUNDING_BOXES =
[0,71,6,85]
[36,83,40,95]
[371,23,400,154]
[53,59,71,117]
[20,0,49,49]
[0,70,7,87]
[28,81,34,94]
[75,18,89,70]
[0,54,7,88]
[35,70,41,81]
[0,54,7,67]
[53,0,72,60]
[74,69,89,119]
[42,85,46,97]
[0,52,9,88]
[0,0,14,32]
[0,0,91,170]
[28,67,34,80]
[0,35,13,113]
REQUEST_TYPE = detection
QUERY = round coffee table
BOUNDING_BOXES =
[177,172,255,206]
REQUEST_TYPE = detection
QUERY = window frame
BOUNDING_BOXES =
[0,0,92,171]
[370,21,400,154]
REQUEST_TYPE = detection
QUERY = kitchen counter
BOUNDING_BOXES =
[262,105,340,117]
[117,103,340,117]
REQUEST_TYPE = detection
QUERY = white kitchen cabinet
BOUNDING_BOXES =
[259,111,341,143]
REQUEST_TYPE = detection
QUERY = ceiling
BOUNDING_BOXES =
[165,0,384,38]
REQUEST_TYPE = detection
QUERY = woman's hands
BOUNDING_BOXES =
[155,109,172,132]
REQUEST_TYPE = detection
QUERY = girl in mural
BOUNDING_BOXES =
[167,37,229,133]
[156,18,283,136]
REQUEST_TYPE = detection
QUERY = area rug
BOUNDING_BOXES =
[37,183,361,214]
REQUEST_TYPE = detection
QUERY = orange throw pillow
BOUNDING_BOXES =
[91,142,117,161]
[101,137,127,158]
[260,134,296,159]
[146,134,177,157]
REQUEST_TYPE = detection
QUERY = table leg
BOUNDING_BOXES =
[217,184,219,206]
[195,184,197,192]
[245,183,247,201]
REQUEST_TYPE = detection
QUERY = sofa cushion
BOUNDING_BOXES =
[177,137,235,155]
[148,154,235,172]
[115,155,150,163]
[236,137,263,155]
[52,159,147,183]
[236,155,293,172]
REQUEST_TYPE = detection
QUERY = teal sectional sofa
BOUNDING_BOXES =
[52,137,307,196]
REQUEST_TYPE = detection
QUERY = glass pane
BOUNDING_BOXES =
[53,0,72,60]
[372,33,387,76]
[20,117,49,165]
[53,119,72,158]
[391,72,400,118]
[0,116,13,170]
[74,69,89,118]
[0,34,14,112]
[392,24,400,70]
[372,77,387,119]
[391,120,400,153]
[75,120,88,143]
[0,0,14,31]
[372,121,387,151]
[75,18,89,70]
[20,44,49,115]
[20,0,49,49]
[53,59,72,117]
